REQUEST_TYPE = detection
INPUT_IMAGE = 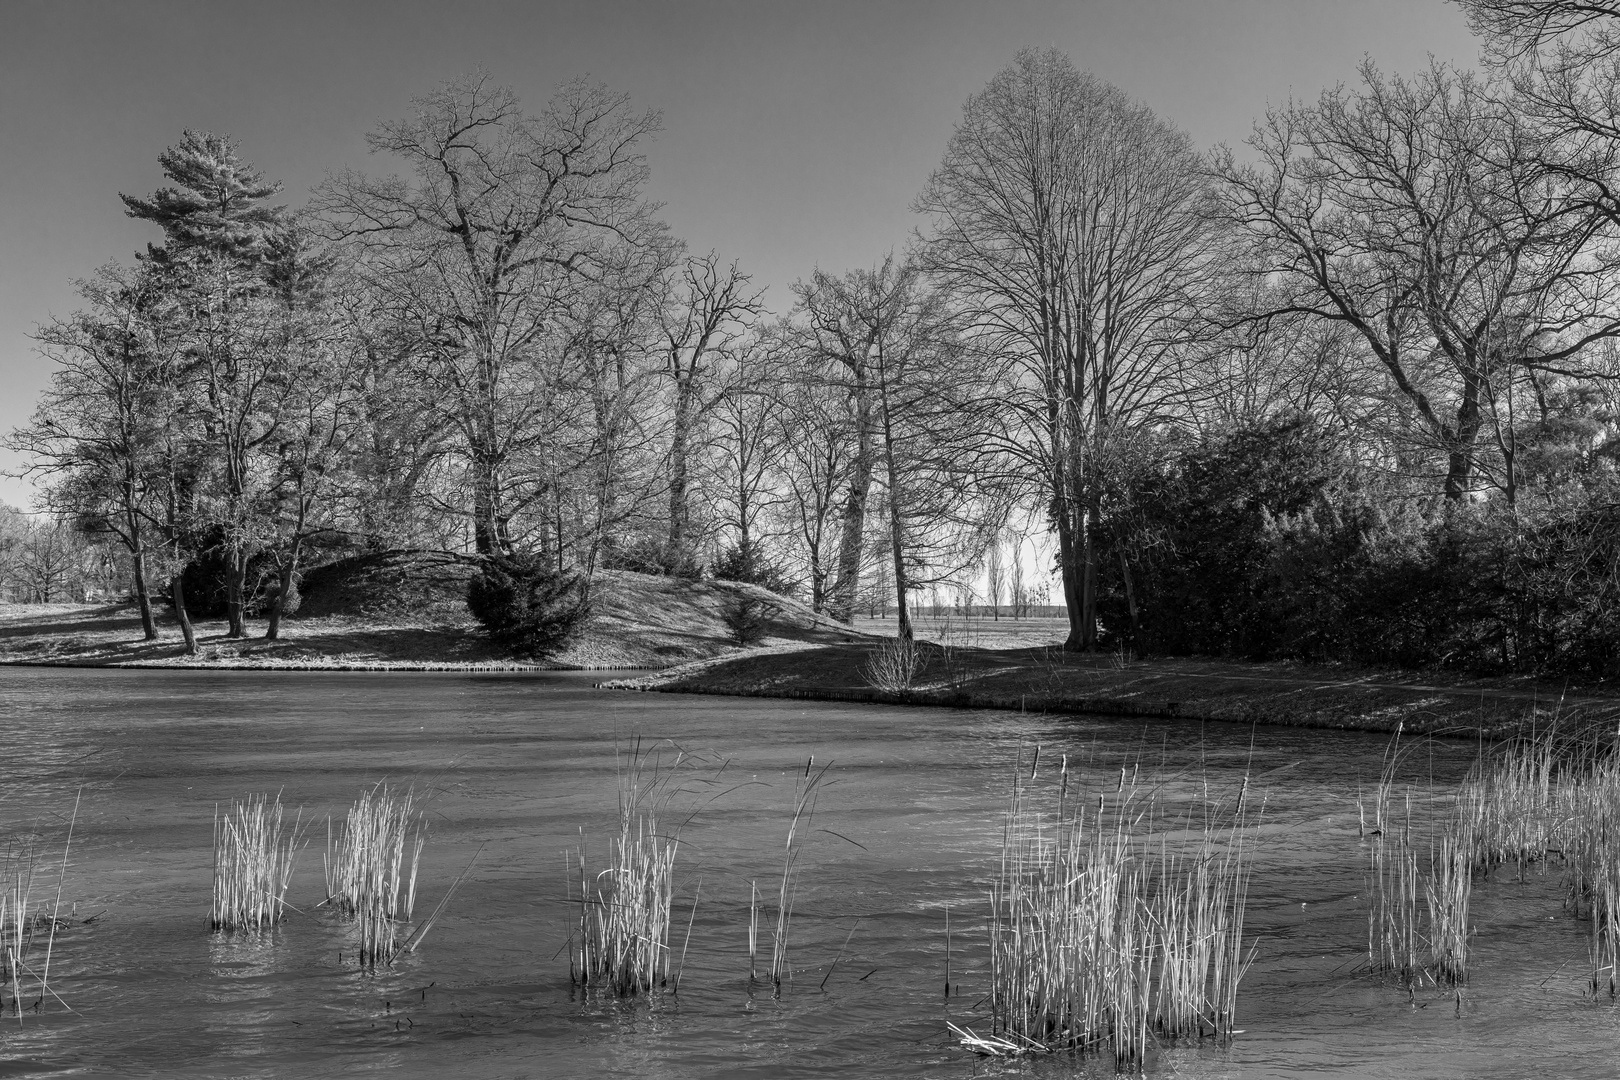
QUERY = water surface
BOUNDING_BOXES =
[0,668,1606,1077]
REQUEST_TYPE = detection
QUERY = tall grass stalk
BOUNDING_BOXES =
[211,793,304,931]
[982,757,1253,1069]
[770,759,833,988]
[748,879,760,982]
[324,782,424,969]
[0,821,76,1021]
[0,842,40,1021]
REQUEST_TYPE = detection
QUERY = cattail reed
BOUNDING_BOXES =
[211,793,303,931]
[571,744,687,996]
[324,783,425,969]
[980,754,1253,1069]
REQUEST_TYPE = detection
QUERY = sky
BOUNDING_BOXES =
[0,0,1485,512]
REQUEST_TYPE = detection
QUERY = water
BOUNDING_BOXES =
[0,667,1608,1077]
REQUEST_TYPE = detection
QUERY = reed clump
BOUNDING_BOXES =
[1362,725,1473,989]
[1,799,77,1021]
[211,793,304,931]
[571,743,726,996]
[1365,806,1472,988]
[1544,743,1620,994]
[1456,734,1560,876]
[0,842,46,1019]
[570,800,678,995]
[977,754,1253,1069]
[324,783,425,969]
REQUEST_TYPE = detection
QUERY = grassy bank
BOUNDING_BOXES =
[11,585,1613,739]
[605,616,1620,738]
[0,571,869,670]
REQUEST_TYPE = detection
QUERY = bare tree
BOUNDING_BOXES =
[985,534,1005,620]
[810,256,998,640]
[1216,62,1620,504]
[557,239,668,581]
[916,49,1225,650]
[1458,0,1620,59]
[318,71,662,561]
[10,265,181,638]
[770,363,854,613]
[706,340,788,581]
[659,252,765,574]
[789,268,882,621]
[11,519,91,604]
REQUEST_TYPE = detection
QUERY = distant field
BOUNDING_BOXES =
[853,614,1071,650]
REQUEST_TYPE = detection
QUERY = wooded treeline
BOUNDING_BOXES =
[16,3,1620,674]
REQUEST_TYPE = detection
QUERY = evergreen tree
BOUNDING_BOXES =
[122,132,289,639]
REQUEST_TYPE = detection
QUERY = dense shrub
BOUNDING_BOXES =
[1098,412,1620,678]
[1103,413,1342,659]
[711,542,798,597]
[172,525,275,617]
[466,553,591,657]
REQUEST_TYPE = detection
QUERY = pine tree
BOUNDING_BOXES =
[122,132,288,640]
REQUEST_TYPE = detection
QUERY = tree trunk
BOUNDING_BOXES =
[266,560,295,640]
[667,373,694,574]
[879,382,912,643]
[1055,498,1086,650]
[1078,482,1101,650]
[827,371,874,622]
[172,571,197,655]
[1118,548,1140,644]
[132,547,157,641]
[472,450,503,556]
[224,548,248,638]
[1443,376,1485,501]
[265,533,303,641]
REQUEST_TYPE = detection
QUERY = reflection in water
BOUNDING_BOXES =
[0,667,1609,1076]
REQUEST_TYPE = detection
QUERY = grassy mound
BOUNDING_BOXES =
[0,569,870,669]
[551,572,868,668]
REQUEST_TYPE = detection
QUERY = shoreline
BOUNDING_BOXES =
[2,657,659,672]
[11,598,1620,739]
[602,641,1620,740]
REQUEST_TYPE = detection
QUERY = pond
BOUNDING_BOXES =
[0,667,1608,1077]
